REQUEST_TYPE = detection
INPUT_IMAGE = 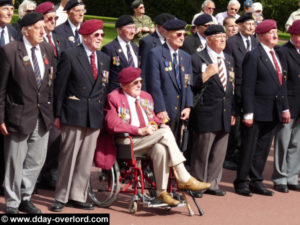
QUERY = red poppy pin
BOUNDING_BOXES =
[44,57,49,65]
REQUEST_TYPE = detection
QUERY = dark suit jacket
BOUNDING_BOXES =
[101,38,139,93]
[139,31,162,85]
[0,40,55,134]
[242,44,289,122]
[190,48,235,133]
[54,20,78,48]
[277,41,300,118]
[145,43,193,121]
[54,45,111,129]
[181,33,203,55]
[224,33,258,109]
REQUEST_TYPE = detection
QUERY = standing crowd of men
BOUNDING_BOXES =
[0,0,299,215]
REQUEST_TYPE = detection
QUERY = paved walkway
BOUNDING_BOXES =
[1,149,300,225]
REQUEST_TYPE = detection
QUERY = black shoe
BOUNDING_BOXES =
[274,184,289,193]
[19,200,41,214]
[68,200,94,210]
[6,207,19,214]
[235,187,253,197]
[0,186,4,197]
[205,189,226,196]
[50,200,65,212]
[287,184,300,192]
[190,191,203,198]
[223,160,238,170]
[250,186,274,196]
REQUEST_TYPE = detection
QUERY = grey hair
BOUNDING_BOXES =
[201,0,215,10]
[228,0,241,8]
[18,0,37,19]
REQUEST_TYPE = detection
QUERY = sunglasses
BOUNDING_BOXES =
[47,16,59,22]
[176,32,187,38]
[93,32,105,38]
[207,7,215,10]
[230,8,239,12]
[131,79,143,85]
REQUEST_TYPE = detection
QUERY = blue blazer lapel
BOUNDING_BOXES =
[237,34,247,54]
[76,45,95,85]
[113,39,128,67]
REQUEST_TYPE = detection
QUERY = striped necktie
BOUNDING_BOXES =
[126,43,135,67]
[173,52,181,89]
[217,56,226,91]
[75,29,80,45]
[0,29,5,46]
[31,47,42,88]
[246,39,250,51]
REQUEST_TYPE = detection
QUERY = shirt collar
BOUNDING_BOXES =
[82,42,95,57]
[117,35,130,47]
[240,32,250,42]
[68,19,81,32]
[197,32,206,43]
[156,28,165,43]
[23,35,40,51]
[124,90,140,102]
[166,42,179,56]
[0,26,7,33]
[260,42,274,53]
[207,46,224,60]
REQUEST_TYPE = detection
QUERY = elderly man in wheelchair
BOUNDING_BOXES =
[95,67,210,207]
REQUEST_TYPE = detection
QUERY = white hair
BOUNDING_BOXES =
[18,0,37,19]
[228,0,240,8]
[201,0,215,10]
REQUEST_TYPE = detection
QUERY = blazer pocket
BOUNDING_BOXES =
[5,103,23,126]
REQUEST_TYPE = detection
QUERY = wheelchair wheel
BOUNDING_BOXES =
[89,162,120,208]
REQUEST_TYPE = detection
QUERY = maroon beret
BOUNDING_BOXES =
[255,19,277,34]
[288,20,300,34]
[35,2,55,15]
[118,67,142,84]
[78,19,104,35]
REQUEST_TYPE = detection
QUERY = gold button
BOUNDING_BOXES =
[223,97,226,100]
[174,107,178,110]
[275,96,278,98]
[224,109,226,112]
[98,100,101,103]
[37,104,40,107]
[177,95,179,99]
[88,98,91,101]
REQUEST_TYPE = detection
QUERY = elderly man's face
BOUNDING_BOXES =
[122,78,143,98]
[83,29,105,52]
[44,12,58,33]
[239,20,255,37]
[207,33,227,53]
[0,5,14,27]
[118,24,135,42]
[203,2,215,15]
[291,34,300,49]
[196,22,213,36]
[24,20,45,46]
[259,29,278,48]
[225,18,238,37]
[166,30,186,50]
[227,4,240,17]
[68,5,85,25]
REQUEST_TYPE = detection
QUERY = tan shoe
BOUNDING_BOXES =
[158,191,180,206]
[177,176,211,191]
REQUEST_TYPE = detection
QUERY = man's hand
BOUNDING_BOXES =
[54,118,61,130]
[0,123,10,135]
[157,111,170,123]
[231,116,236,126]
[243,118,253,127]
[180,108,191,120]
[282,110,291,124]
[202,64,218,83]
[142,27,150,33]
[138,124,157,136]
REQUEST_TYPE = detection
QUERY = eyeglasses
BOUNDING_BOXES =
[72,9,87,14]
[206,7,215,10]
[230,8,239,12]
[131,79,143,85]
[176,32,187,38]
[47,16,59,22]
[93,32,105,38]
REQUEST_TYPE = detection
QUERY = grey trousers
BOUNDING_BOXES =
[54,125,100,203]
[4,119,49,208]
[116,126,186,191]
[190,131,229,190]
[273,118,300,185]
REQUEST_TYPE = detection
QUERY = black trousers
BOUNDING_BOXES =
[234,121,278,189]
[0,134,4,188]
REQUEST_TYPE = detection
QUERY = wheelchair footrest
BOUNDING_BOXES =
[143,198,186,208]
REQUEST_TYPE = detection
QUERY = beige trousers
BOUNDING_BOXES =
[55,125,100,203]
[116,126,186,190]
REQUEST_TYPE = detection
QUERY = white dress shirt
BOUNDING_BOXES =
[156,28,165,44]
[197,32,207,48]
[23,36,45,79]
[68,19,81,43]
[207,46,227,84]
[240,33,251,51]
[117,36,138,67]
[166,42,179,64]
[0,26,10,45]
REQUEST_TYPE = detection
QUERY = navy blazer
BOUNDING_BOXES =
[54,45,111,129]
[181,33,203,55]
[146,43,193,121]
[190,48,235,133]
[139,31,162,84]
[101,38,139,93]
[54,20,78,48]
[277,41,300,118]
[242,44,289,122]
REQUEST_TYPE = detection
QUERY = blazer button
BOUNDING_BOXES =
[177,95,179,99]
[174,106,178,110]
[37,104,40,107]
[98,100,101,103]
[224,109,226,112]
[223,97,226,100]
[88,98,91,101]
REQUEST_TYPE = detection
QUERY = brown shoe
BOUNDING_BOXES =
[177,176,211,191]
[158,192,180,206]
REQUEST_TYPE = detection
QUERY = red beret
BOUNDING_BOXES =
[288,20,300,34]
[255,19,277,34]
[35,2,55,15]
[118,67,142,84]
[78,19,104,35]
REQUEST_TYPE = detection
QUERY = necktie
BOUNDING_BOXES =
[126,43,135,67]
[173,52,181,89]
[90,52,98,80]
[217,56,226,91]
[269,50,282,85]
[46,34,57,57]
[75,29,80,45]
[31,47,42,88]
[0,29,5,46]
[246,39,250,51]
[135,99,146,128]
